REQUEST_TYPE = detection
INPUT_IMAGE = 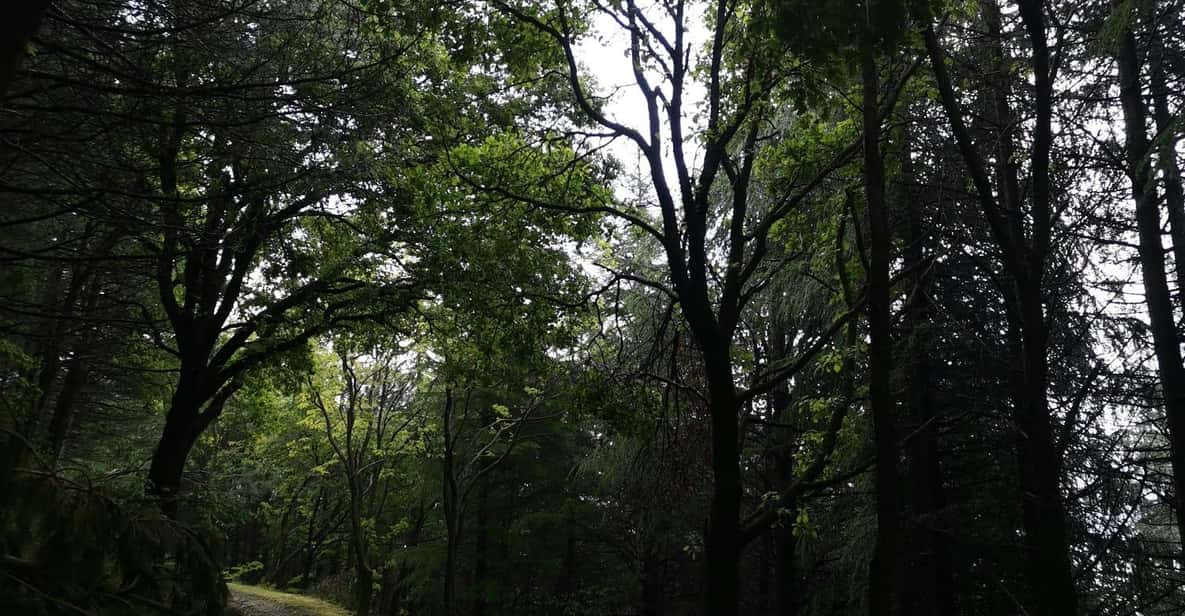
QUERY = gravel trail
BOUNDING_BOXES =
[227,584,348,616]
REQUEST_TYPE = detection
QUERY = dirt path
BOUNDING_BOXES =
[227,583,350,616]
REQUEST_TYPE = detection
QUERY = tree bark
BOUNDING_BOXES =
[43,255,108,465]
[773,487,798,616]
[1013,276,1077,616]
[148,365,239,517]
[703,348,741,616]
[348,476,372,616]
[862,41,899,616]
[146,394,206,518]
[768,323,799,616]
[473,466,491,616]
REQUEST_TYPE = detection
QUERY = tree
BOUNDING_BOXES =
[922,2,1079,612]
[484,0,921,612]
[1112,0,1185,564]
[307,349,417,616]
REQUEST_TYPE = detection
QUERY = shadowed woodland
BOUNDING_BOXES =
[2,0,1185,614]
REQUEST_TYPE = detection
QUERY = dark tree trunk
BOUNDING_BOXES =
[444,536,458,616]
[298,487,326,589]
[349,479,372,616]
[353,563,373,616]
[897,127,955,616]
[147,354,239,516]
[703,350,741,616]
[924,4,1078,609]
[1117,25,1185,562]
[377,567,402,616]
[146,395,205,518]
[0,0,50,97]
[555,519,577,598]
[1013,277,1077,616]
[1150,51,1185,313]
[32,265,68,423]
[1011,14,1071,604]
[45,356,86,463]
[773,490,798,616]
[764,316,799,616]
[44,261,105,465]
[641,547,664,616]
[862,41,899,616]
[473,476,490,616]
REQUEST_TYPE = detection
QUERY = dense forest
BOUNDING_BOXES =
[2,0,1185,615]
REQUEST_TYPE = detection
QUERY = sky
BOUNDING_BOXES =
[572,1,709,206]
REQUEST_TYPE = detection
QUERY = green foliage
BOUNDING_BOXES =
[768,0,941,59]
[1,468,226,615]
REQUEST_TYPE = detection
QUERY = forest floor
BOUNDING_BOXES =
[227,583,350,616]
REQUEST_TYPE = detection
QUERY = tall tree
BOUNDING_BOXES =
[1113,0,1185,562]
[487,0,883,611]
[922,1,1079,611]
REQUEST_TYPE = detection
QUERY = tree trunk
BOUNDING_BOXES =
[32,265,67,424]
[377,567,402,616]
[1117,25,1185,562]
[353,562,373,616]
[925,4,1079,610]
[1150,55,1185,313]
[640,546,664,616]
[298,487,326,589]
[473,477,490,616]
[0,0,50,97]
[1013,277,1077,616]
[44,263,105,466]
[147,358,239,516]
[898,117,954,616]
[444,529,458,616]
[862,41,899,616]
[349,479,372,616]
[704,350,741,616]
[773,490,798,616]
[146,394,205,518]
[555,517,577,598]
[45,356,87,463]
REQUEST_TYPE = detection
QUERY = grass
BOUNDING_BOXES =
[227,582,352,616]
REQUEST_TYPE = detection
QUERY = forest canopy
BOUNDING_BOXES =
[2,0,1185,615]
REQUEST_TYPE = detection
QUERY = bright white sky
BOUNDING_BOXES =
[572,2,709,205]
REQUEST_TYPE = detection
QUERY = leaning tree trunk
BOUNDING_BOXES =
[147,392,206,518]
[147,363,239,517]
